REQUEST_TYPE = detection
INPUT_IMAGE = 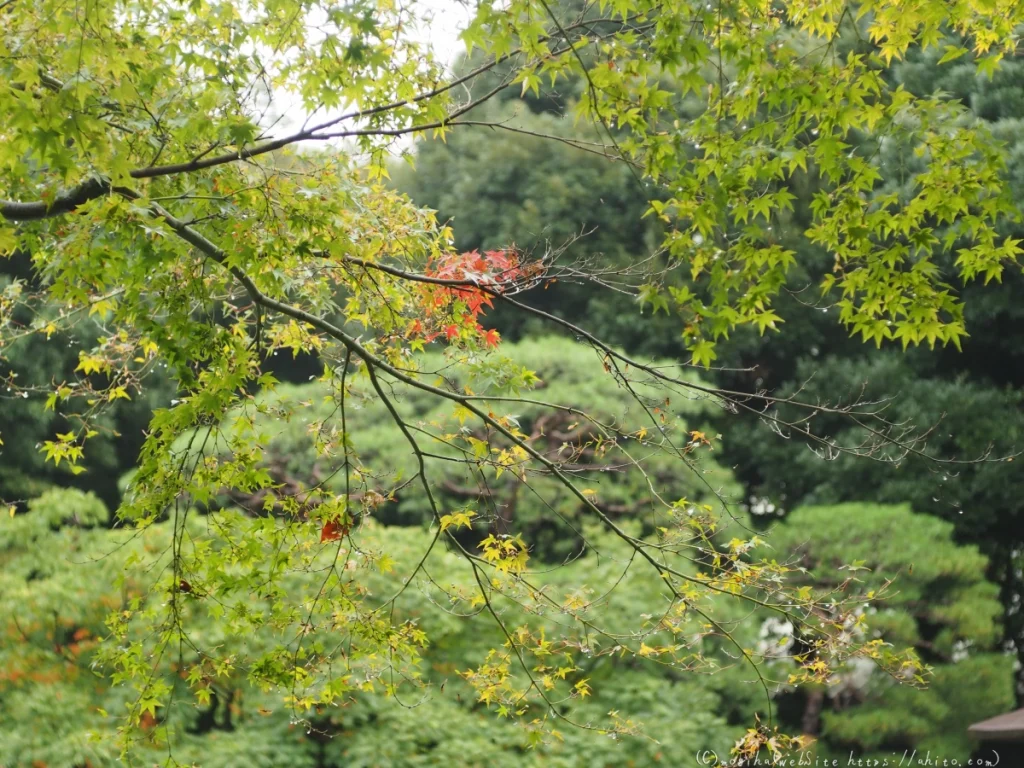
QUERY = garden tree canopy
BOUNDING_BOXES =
[754,504,1014,761]
[1,488,743,767]
[1,488,740,767]
[725,354,1024,699]
[2,0,1024,760]
[3,492,1008,765]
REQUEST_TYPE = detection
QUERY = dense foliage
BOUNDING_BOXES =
[756,504,1013,759]
[2,488,744,767]
[3,0,1024,764]
[393,9,1024,703]
[4,492,1010,765]
[187,337,738,560]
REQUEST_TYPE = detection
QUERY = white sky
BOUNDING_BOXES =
[268,0,472,144]
[416,0,474,66]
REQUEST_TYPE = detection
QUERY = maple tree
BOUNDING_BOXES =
[2,0,1024,762]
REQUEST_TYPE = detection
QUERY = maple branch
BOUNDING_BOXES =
[0,17,650,223]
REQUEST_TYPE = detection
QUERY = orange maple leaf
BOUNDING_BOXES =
[321,520,348,542]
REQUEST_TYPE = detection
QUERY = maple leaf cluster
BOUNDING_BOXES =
[410,249,534,348]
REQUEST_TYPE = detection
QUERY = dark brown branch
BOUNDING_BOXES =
[0,177,112,222]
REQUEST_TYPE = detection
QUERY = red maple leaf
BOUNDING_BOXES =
[321,520,348,542]
[444,324,459,340]
[482,328,500,347]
